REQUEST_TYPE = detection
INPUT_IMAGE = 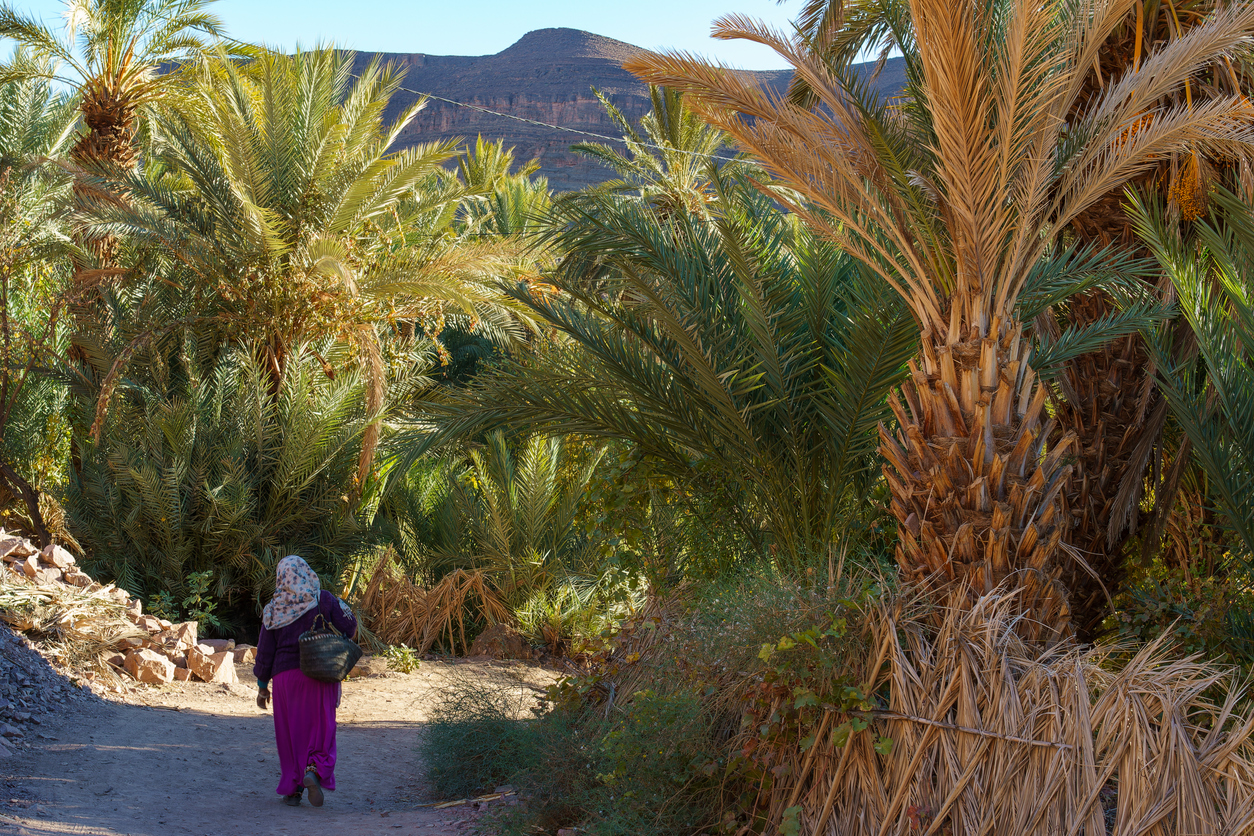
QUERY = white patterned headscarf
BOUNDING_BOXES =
[262,555,321,630]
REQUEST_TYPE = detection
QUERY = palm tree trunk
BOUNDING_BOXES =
[67,91,140,374]
[879,320,1076,641]
[1053,160,1165,639]
[1052,290,1160,639]
[0,458,51,548]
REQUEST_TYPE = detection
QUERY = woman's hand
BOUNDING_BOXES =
[256,687,271,710]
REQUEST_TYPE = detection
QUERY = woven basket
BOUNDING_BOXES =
[299,613,362,683]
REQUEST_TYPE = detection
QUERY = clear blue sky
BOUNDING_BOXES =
[7,0,802,70]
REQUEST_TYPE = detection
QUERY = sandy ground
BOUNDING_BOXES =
[0,659,554,836]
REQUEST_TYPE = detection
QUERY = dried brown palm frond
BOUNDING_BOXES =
[624,0,1254,636]
[0,571,145,677]
[757,586,1254,835]
[355,550,510,655]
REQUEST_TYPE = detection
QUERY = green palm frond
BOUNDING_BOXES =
[1130,186,1254,563]
[391,172,915,567]
[67,346,385,616]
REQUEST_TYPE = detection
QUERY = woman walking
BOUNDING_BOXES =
[254,555,357,807]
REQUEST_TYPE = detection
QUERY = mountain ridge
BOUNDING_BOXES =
[350,28,904,191]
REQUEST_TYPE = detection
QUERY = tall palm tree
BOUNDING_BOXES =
[625,0,1254,636]
[0,0,225,170]
[570,86,740,218]
[83,47,529,490]
[784,0,1254,637]
[0,58,80,546]
[0,0,228,278]
[455,136,552,239]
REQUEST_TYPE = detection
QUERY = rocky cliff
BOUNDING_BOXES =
[351,28,906,192]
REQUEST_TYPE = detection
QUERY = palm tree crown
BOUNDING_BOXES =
[0,0,228,171]
[625,0,1254,635]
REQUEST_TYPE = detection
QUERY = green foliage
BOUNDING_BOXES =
[0,0,229,107]
[425,431,607,601]
[82,46,529,442]
[426,576,881,835]
[0,60,79,539]
[417,668,552,800]
[514,581,619,654]
[146,590,176,621]
[396,173,915,571]
[456,136,551,239]
[382,643,420,673]
[147,569,222,629]
[181,570,221,630]
[569,86,742,218]
[421,673,724,836]
[578,442,763,586]
[67,347,378,625]
[1131,188,1254,565]
[1114,562,1254,665]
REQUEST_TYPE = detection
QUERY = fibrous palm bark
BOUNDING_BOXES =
[882,326,1077,640]
[1051,0,1251,637]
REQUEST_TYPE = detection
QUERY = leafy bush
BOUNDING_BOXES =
[383,644,421,673]
[422,575,881,836]
[420,672,724,836]
[514,581,621,654]
[147,570,222,631]
[418,668,552,800]
[68,347,376,627]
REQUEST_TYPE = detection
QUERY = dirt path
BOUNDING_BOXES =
[1,659,552,836]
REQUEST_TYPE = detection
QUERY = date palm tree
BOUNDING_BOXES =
[0,59,80,546]
[1131,187,1254,567]
[625,0,1254,636]
[397,172,920,568]
[81,47,530,492]
[0,0,228,279]
[784,0,1254,637]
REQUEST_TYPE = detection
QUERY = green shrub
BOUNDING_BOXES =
[422,676,723,836]
[418,669,551,800]
[422,575,883,836]
[68,347,374,627]
[383,644,421,673]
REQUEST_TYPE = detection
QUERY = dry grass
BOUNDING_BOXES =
[757,588,1254,835]
[355,550,510,654]
[0,571,144,679]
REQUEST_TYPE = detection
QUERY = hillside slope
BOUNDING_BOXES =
[352,28,906,191]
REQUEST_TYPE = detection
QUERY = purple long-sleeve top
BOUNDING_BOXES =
[253,589,357,688]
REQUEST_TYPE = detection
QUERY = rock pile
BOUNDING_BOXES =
[103,614,254,686]
[0,621,97,758]
[0,531,255,687]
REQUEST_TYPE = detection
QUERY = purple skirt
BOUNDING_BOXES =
[271,668,340,796]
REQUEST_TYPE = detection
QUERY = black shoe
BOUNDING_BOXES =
[303,770,324,807]
[283,789,302,807]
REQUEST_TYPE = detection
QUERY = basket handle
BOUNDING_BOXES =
[311,611,341,636]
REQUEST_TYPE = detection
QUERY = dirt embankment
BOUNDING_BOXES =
[1,645,554,836]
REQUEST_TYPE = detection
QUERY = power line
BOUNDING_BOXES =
[387,84,740,165]
[160,18,743,166]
